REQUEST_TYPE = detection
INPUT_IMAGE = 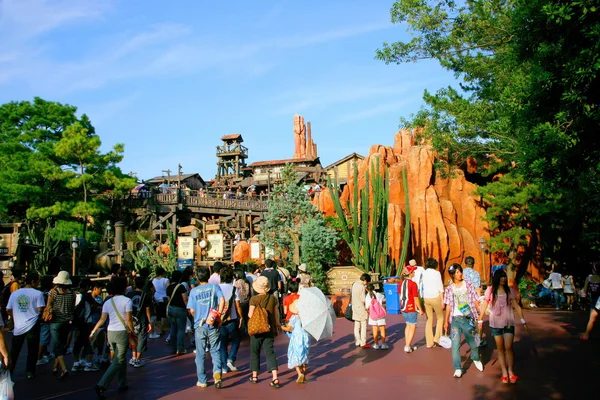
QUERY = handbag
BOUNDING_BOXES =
[344,303,353,321]
[41,290,55,322]
[111,298,138,351]
[247,294,271,336]
[369,295,386,320]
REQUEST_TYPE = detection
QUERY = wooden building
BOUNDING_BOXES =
[216,134,248,184]
[243,157,324,192]
[324,153,364,186]
[146,173,206,190]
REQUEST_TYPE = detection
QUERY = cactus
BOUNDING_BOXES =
[398,168,411,274]
[329,159,410,277]
[129,221,178,272]
[329,157,388,275]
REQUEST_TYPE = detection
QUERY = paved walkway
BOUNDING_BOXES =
[9,308,598,400]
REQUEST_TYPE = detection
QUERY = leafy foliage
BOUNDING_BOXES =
[377,0,600,265]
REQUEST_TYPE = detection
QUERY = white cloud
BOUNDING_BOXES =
[0,0,392,96]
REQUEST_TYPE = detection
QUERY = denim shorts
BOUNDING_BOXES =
[40,322,51,345]
[402,311,418,325]
[491,325,515,336]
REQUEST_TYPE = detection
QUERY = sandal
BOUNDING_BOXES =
[500,376,509,384]
[296,374,305,384]
[270,379,280,388]
[248,376,258,384]
[58,369,69,380]
[52,367,59,375]
[94,384,106,399]
[509,375,518,384]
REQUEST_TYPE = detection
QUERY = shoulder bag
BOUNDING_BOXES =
[41,289,55,322]
[111,297,138,351]
[247,294,271,336]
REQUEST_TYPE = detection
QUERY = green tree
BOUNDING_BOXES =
[260,165,338,291]
[376,0,600,265]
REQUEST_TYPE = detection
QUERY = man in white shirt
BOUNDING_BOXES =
[7,272,45,378]
[208,262,223,285]
[545,264,565,310]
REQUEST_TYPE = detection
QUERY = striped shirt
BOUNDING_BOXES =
[443,281,479,324]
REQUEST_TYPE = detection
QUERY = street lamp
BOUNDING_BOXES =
[106,220,112,242]
[25,236,31,245]
[192,229,198,264]
[71,236,78,276]
[479,238,487,283]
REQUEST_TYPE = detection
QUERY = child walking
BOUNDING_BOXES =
[365,284,388,349]
[281,300,311,384]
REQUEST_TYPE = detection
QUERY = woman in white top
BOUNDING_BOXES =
[422,258,445,348]
[90,277,134,398]
[562,270,576,311]
[151,266,170,338]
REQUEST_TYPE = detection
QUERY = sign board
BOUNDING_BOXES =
[207,233,224,258]
[327,266,364,294]
[177,259,194,270]
[0,248,8,255]
[250,241,261,259]
[177,237,194,261]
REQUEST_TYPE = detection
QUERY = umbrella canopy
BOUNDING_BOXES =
[296,287,336,341]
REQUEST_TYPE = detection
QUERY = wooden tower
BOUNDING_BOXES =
[216,134,248,184]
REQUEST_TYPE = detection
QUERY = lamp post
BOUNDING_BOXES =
[71,236,79,276]
[267,169,272,199]
[192,229,198,265]
[105,220,112,243]
[479,238,487,283]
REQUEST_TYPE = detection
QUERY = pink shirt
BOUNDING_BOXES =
[484,286,516,328]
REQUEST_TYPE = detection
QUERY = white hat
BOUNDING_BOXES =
[298,263,307,272]
[408,259,417,267]
[53,270,72,285]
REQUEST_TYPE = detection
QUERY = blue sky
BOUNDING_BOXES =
[0,0,455,181]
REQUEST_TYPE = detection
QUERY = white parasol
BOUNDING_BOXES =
[296,286,336,341]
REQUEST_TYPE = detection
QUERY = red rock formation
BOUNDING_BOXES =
[293,114,317,159]
[317,129,493,282]
[232,240,251,264]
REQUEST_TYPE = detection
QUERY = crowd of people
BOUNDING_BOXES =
[0,259,314,397]
[1,255,599,397]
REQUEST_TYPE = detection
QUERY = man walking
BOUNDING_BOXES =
[351,273,371,348]
[188,266,225,389]
[7,272,45,378]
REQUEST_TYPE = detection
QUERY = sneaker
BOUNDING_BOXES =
[361,343,372,349]
[474,360,484,372]
[221,369,228,375]
[214,372,222,389]
[373,344,381,350]
[84,362,100,372]
[129,357,137,366]
[404,345,413,353]
[454,369,463,378]
[149,333,161,339]
[166,338,171,344]
[193,349,197,354]
[134,359,146,368]
[37,356,50,366]
[226,361,238,372]
[66,348,73,355]
[71,361,82,372]
[380,343,390,350]
[196,382,207,388]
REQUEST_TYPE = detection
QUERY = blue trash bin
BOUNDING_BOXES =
[383,282,400,315]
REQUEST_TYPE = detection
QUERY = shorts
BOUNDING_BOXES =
[136,325,148,353]
[368,318,386,326]
[40,322,51,346]
[594,297,600,312]
[402,311,418,325]
[491,325,515,336]
[155,301,167,320]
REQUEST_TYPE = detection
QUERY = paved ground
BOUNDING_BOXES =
[7,307,599,400]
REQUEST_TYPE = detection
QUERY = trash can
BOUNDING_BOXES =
[383,280,400,315]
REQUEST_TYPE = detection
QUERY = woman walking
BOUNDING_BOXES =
[479,268,528,383]
[91,277,134,398]
[247,276,281,388]
[166,270,189,355]
[443,264,484,378]
[47,271,76,380]
[562,270,576,311]
[400,265,424,352]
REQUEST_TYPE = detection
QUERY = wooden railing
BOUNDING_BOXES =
[126,193,268,212]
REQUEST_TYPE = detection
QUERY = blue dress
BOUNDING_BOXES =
[287,315,311,369]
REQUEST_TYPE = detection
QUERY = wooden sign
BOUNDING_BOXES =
[207,233,224,258]
[177,236,194,261]
[250,241,261,259]
[327,266,364,294]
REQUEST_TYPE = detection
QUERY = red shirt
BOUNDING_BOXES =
[399,279,418,312]
[283,293,300,322]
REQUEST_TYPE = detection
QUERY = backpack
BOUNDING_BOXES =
[74,296,92,326]
[220,287,237,325]
[129,291,148,334]
[369,294,386,320]
[400,280,409,312]
[247,294,271,336]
